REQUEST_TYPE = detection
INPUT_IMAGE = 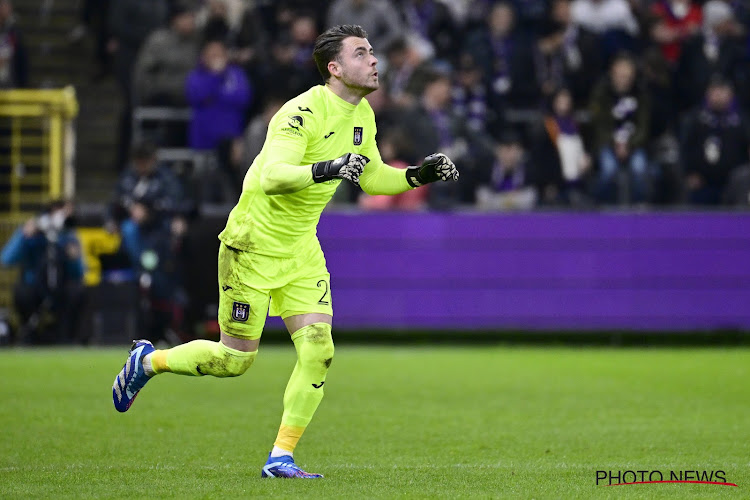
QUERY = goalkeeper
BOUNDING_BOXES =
[111,24,458,478]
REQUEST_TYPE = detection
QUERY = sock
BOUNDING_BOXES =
[273,323,334,453]
[273,425,305,456]
[142,353,156,376]
[270,445,293,458]
[149,340,257,377]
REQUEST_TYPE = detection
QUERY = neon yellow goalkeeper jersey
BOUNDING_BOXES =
[218,85,385,257]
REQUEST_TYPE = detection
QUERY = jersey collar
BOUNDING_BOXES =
[323,84,358,115]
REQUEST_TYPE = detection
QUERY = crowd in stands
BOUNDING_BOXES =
[92,0,750,210]
[5,0,750,209]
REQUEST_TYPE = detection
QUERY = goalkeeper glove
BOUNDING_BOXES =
[312,153,369,186]
[405,153,459,187]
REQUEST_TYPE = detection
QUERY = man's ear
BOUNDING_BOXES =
[328,61,341,78]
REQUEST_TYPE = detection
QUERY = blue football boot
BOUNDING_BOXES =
[112,339,155,412]
[261,454,324,478]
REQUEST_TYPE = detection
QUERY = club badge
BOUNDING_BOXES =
[353,126,363,145]
[232,302,250,322]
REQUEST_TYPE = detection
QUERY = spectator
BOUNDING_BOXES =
[536,0,603,107]
[380,37,428,107]
[326,0,404,59]
[570,0,640,62]
[119,198,188,345]
[262,13,320,98]
[133,4,199,106]
[199,0,268,67]
[400,0,460,62]
[680,75,749,204]
[452,52,490,133]
[465,2,540,113]
[0,0,28,88]
[589,53,651,204]
[113,140,188,224]
[649,0,702,66]
[676,0,746,112]
[108,0,168,169]
[531,87,592,205]
[398,68,478,208]
[186,39,251,152]
[476,130,538,210]
[1,201,85,344]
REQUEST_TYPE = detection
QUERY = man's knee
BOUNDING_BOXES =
[222,352,256,377]
[202,343,257,377]
[294,323,334,369]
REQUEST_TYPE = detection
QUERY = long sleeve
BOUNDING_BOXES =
[359,160,413,195]
[186,69,222,106]
[256,101,321,195]
[259,145,315,195]
[120,220,143,269]
[1,228,26,267]
[358,128,414,196]
[216,67,252,108]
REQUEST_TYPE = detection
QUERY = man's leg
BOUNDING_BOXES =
[274,314,334,455]
[262,313,333,478]
[112,243,269,412]
[145,332,259,377]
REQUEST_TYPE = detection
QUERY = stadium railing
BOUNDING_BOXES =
[0,87,79,312]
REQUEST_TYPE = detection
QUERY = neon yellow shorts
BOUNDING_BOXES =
[217,242,332,340]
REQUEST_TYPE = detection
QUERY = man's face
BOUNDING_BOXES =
[202,41,228,73]
[611,59,635,94]
[707,84,733,111]
[489,4,514,35]
[334,37,379,93]
[173,12,196,36]
[497,143,523,168]
[425,77,452,108]
[552,0,571,24]
[134,157,157,177]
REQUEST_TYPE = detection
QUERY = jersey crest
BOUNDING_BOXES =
[353,126,363,145]
[232,302,250,322]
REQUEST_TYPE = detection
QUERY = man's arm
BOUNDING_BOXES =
[359,153,460,195]
[258,99,367,194]
[0,226,28,267]
[260,146,368,195]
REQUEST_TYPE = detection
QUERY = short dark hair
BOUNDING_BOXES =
[313,24,368,81]
[131,140,157,161]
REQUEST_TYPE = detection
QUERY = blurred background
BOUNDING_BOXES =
[1,0,749,346]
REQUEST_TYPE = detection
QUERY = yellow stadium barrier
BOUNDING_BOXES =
[0,87,79,311]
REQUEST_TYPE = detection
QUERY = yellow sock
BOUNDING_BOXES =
[150,350,169,374]
[274,424,306,453]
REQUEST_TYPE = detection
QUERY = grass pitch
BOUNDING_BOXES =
[0,345,748,499]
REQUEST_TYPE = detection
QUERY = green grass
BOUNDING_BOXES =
[0,346,748,499]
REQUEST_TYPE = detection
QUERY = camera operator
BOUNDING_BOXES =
[111,140,189,226]
[0,200,85,344]
[106,140,192,344]
[119,197,188,344]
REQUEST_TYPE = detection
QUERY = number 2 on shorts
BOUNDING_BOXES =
[317,279,330,305]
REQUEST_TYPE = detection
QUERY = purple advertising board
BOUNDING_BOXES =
[316,212,750,331]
